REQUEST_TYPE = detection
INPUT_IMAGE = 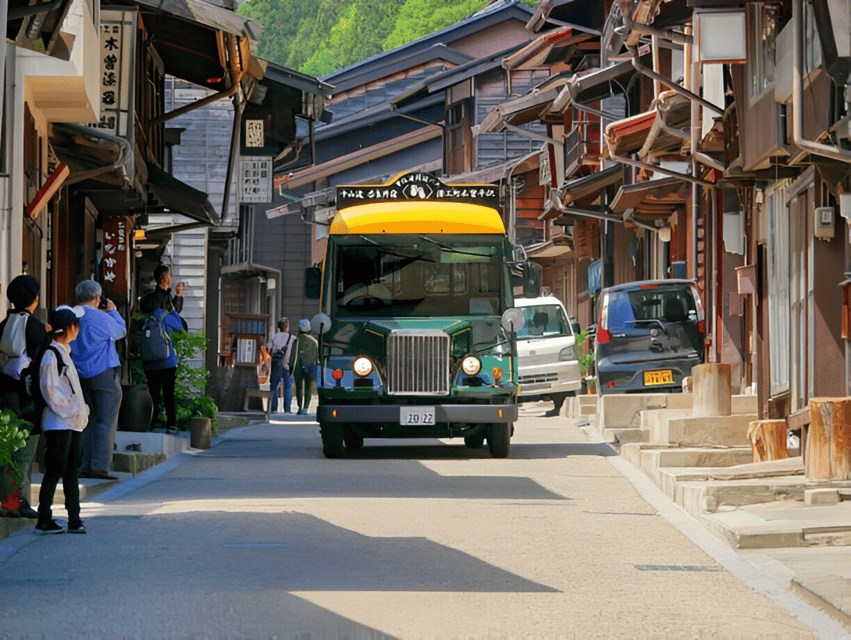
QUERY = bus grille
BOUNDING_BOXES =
[387,330,450,395]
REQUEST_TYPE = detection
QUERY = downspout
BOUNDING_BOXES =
[220,89,246,228]
[792,0,851,162]
[1,42,13,293]
[607,152,715,187]
[149,82,239,127]
[505,149,539,246]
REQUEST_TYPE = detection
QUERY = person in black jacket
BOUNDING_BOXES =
[0,275,49,518]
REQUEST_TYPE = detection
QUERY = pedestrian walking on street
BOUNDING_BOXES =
[138,292,183,432]
[0,275,49,519]
[289,319,318,415]
[71,280,126,480]
[268,317,295,413]
[36,305,89,535]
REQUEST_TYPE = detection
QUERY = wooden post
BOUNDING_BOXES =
[747,420,788,463]
[807,397,851,480]
[693,363,732,417]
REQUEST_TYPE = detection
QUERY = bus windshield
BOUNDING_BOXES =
[331,234,506,318]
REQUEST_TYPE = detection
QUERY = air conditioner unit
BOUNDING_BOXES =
[814,207,835,239]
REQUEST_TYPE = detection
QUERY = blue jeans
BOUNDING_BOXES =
[269,361,292,412]
[79,366,122,474]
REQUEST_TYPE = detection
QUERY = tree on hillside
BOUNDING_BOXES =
[383,0,488,51]
[237,0,316,66]
[299,0,404,76]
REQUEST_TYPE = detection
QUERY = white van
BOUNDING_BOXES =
[515,296,581,416]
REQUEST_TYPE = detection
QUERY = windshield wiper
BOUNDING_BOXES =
[418,235,494,259]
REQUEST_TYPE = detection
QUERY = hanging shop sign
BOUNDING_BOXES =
[88,9,136,140]
[239,156,273,203]
[102,216,132,295]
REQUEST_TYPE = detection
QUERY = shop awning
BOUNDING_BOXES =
[477,85,564,134]
[525,240,573,259]
[538,166,620,221]
[503,26,594,70]
[445,152,541,186]
[604,90,692,160]
[609,176,689,222]
[48,123,134,191]
[135,0,262,92]
[551,58,638,113]
[146,163,219,226]
[604,110,656,158]
[525,0,605,34]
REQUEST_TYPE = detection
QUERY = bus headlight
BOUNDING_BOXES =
[352,357,373,377]
[461,356,481,375]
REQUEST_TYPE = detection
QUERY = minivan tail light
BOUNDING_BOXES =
[596,327,611,344]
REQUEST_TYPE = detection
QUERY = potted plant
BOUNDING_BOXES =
[171,329,218,435]
[575,330,596,395]
[0,409,31,504]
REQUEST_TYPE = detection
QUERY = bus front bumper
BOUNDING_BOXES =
[316,404,518,424]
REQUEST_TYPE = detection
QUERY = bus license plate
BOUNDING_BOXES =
[400,407,436,425]
[644,370,674,386]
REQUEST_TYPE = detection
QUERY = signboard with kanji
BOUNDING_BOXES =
[102,216,132,295]
[88,10,136,139]
[239,156,273,203]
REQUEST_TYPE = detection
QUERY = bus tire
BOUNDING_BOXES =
[464,433,485,449]
[488,423,511,458]
[320,422,344,459]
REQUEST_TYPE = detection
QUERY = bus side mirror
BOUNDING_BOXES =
[304,267,321,299]
[522,262,542,298]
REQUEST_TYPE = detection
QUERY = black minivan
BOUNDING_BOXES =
[594,279,705,394]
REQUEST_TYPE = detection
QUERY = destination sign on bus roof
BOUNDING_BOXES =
[336,172,500,211]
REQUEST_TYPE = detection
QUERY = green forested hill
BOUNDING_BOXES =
[237,0,494,77]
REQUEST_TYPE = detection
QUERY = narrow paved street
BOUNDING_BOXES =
[0,409,822,639]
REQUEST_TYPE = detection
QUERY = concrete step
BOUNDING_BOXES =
[111,451,167,476]
[649,447,754,469]
[606,427,649,444]
[31,472,128,506]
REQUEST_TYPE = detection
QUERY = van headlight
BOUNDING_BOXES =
[560,345,577,361]
[461,356,481,375]
[352,356,373,377]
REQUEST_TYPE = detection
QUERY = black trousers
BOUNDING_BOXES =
[144,366,177,427]
[38,430,82,526]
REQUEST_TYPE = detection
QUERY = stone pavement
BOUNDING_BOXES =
[567,394,851,630]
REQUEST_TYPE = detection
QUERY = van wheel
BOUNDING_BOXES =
[343,426,364,450]
[488,423,511,458]
[464,433,485,449]
[320,422,344,458]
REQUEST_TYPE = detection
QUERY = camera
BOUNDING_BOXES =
[98,296,109,310]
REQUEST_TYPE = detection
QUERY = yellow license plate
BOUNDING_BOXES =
[644,370,674,386]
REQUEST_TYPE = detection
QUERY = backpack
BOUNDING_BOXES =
[20,344,66,431]
[140,313,170,362]
[0,313,30,378]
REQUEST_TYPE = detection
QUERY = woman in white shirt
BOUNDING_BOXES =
[35,305,89,535]
[267,317,295,413]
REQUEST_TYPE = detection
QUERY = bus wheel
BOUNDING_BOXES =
[320,422,344,458]
[464,433,485,449]
[343,426,364,450]
[488,423,511,458]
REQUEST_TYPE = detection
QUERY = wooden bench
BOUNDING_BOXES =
[786,407,810,465]
[243,389,272,421]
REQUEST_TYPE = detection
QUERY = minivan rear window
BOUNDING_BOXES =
[606,287,697,331]
[517,305,569,338]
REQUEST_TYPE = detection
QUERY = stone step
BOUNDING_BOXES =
[608,428,649,444]
[649,447,754,469]
[111,451,167,476]
[31,472,128,506]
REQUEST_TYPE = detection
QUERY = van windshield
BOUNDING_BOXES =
[517,304,569,338]
[606,286,697,331]
[331,234,505,318]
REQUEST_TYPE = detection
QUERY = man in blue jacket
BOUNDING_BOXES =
[71,280,126,480]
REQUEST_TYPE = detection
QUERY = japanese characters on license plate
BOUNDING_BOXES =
[400,407,436,425]
[644,370,674,386]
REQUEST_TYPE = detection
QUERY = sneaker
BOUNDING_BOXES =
[66,521,86,534]
[17,500,38,519]
[35,520,64,535]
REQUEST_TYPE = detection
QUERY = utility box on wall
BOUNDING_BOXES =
[814,207,835,239]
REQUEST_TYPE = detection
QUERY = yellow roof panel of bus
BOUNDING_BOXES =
[329,201,506,235]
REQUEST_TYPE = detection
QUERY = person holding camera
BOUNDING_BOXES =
[71,280,126,480]
[267,317,295,413]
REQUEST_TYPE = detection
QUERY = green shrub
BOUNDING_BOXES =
[0,409,31,482]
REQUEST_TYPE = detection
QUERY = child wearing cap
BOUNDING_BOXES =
[35,305,89,535]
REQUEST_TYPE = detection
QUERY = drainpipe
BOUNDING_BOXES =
[220,89,246,228]
[1,42,13,294]
[607,152,715,188]
[792,0,851,162]
[505,149,539,246]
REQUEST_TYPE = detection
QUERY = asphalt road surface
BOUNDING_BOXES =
[0,406,825,639]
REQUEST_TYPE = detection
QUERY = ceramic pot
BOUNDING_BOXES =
[118,385,153,432]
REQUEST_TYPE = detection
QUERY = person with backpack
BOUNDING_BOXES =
[138,292,183,432]
[0,275,48,519]
[267,317,295,413]
[71,280,126,480]
[288,319,318,415]
[35,305,89,534]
